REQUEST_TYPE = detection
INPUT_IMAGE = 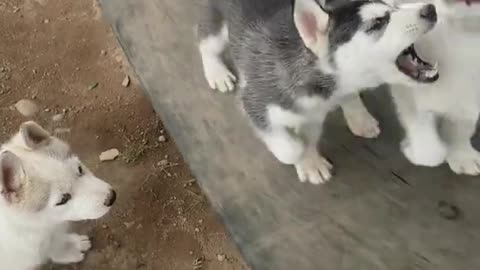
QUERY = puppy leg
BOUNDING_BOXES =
[391,88,447,166]
[260,127,306,165]
[341,94,380,138]
[294,123,333,184]
[443,114,480,175]
[197,1,236,92]
[49,234,92,264]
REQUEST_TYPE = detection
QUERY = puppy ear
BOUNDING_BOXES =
[0,151,26,204]
[19,121,51,149]
[293,0,330,55]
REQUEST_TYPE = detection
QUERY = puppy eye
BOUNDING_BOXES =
[56,193,71,206]
[369,16,389,31]
[77,165,84,176]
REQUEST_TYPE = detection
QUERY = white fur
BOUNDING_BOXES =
[341,94,381,138]
[345,0,480,175]
[199,24,237,92]
[390,0,480,174]
[0,122,115,270]
[262,101,333,184]
[335,2,437,95]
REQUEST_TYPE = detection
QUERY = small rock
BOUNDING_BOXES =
[100,50,107,56]
[122,75,130,87]
[13,7,20,13]
[44,108,51,112]
[216,254,226,262]
[99,148,120,161]
[158,135,166,143]
[157,159,168,167]
[124,221,135,229]
[194,227,200,233]
[102,224,108,229]
[88,82,99,91]
[32,69,37,74]
[53,128,71,135]
[52,114,64,122]
[198,219,203,224]
[43,19,49,24]
[189,250,194,255]
[15,99,39,117]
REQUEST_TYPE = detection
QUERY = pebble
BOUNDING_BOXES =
[194,227,200,233]
[122,75,130,87]
[14,99,39,117]
[124,221,135,229]
[99,148,120,161]
[157,159,168,167]
[216,254,226,262]
[53,128,71,135]
[43,19,49,24]
[158,135,166,143]
[52,114,64,122]
[100,50,107,56]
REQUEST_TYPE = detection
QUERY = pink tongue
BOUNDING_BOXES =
[400,55,417,73]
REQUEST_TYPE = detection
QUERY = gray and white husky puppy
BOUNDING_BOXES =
[197,0,439,184]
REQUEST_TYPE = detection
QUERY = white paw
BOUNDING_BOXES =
[401,137,447,167]
[294,149,333,184]
[71,234,92,252]
[51,234,91,264]
[203,59,236,93]
[447,147,480,175]
[345,111,380,138]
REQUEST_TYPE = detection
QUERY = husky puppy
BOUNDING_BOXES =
[0,122,116,270]
[381,0,480,175]
[197,0,439,184]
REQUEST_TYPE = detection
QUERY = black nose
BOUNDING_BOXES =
[104,189,117,207]
[420,4,437,23]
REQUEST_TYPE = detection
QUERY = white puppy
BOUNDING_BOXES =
[343,0,480,175]
[0,121,116,270]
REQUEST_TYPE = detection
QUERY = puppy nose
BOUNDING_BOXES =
[420,4,437,23]
[104,189,117,207]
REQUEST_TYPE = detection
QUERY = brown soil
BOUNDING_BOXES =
[0,0,248,269]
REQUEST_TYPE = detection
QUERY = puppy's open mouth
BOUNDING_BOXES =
[396,45,439,83]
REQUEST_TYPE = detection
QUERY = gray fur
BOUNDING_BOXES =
[198,0,382,129]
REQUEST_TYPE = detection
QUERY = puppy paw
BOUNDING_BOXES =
[447,147,480,175]
[50,234,91,264]
[345,110,381,138]
[203,59,236,93]
[294,149,333,184]
[71,234,92,252]
[401,136,447,167]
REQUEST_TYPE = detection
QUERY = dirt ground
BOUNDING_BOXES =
[0,0,249,269]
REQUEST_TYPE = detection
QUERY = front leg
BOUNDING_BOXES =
[294,123,333,184]
[340,94,380,138]
[391,88,447,167]
[443,114,480,175]
[48,233,92,264]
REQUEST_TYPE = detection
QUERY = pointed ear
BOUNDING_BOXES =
[293,0,330,54]
[19,121,51,149]
[0,151,25,203]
